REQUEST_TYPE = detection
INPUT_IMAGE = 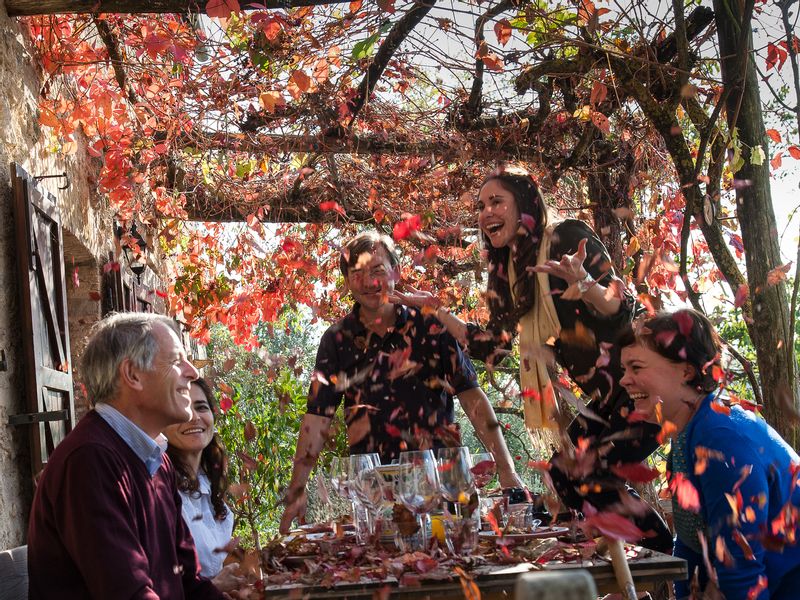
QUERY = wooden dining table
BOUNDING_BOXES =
[262,541,687,599]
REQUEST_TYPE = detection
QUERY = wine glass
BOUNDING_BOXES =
[349,454,384,538]
[329,456,352,500]
[470,451,496,531]
[470,452,497,490]
[397,450,440,550]
[436,447,475,518]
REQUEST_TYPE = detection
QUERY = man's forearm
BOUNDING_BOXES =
[286,413,332,495]
[458,387,522,488]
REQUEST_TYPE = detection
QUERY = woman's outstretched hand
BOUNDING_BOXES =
[531,237,589,284]
[388,285,440,310]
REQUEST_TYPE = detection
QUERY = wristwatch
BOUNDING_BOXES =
[576,271,595,295]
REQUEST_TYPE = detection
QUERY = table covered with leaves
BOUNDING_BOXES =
[258,530,687,599]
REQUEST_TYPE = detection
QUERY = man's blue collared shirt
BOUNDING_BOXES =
[95,402,167,477]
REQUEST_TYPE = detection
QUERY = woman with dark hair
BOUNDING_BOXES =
[620,309,800,599]
[392,164,670,549]
[165,377,233,579]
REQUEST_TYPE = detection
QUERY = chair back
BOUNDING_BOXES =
[515,569,597,600]
[0,545,28,600]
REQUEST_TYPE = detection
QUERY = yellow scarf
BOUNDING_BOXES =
[508,224,561,431]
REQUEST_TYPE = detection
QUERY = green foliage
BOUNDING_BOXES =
[711,282,800,401]
[207,310,346,545]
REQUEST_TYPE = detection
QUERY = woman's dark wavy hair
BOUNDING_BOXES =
[480,165,549,335]
[167,377,230,521]
[618,309,723,394]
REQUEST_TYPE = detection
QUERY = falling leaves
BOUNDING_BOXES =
[670,473,701,512]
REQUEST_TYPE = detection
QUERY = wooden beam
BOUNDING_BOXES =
[179,130,546,160]
[5,0,348,16]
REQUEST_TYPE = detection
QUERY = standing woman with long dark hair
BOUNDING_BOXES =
[165,377,233,579]
[392,164,669,549]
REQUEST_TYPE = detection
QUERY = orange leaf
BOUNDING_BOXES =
[205,0,240,18]
[590,111,610,135]
[710,400,731,415]
[349,0,362,13]
[788,146,800,159]
[481,53,505,72]
[771,151,783,170]
[289,70,311,94]
[494,19,512,46]
[765,128,782,143]
[766,262,792,286]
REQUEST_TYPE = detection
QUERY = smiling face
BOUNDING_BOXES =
[620,343,698,433]
[345,246,398,313]
[137,322,198,434]
[164,383,215,457]
[477,178,521,249]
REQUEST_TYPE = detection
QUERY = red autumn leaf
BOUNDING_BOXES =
[219,393,233,412]
[732,528,756,561]
[766,262,792,286]
[494,19,512,46]
[376,0,395,13]
[349,0,363,13]
[766,41,788,71]
[384,423,402,438]
[747,575,768,599]
[734,283,749,308]
[610,463,660,483]
[590,111,610,135]
[670,473,701,512]
[788,146,800,159]
[582,510,645,541]
[393,214,422,241]
[155,289,168,299]
[89,291,102,302]
[765,129,782,143]
[206,0,240,18]
[319,201,347,217]
[590,80,608,106]
[103,260,121,274]
[771,151,783,170]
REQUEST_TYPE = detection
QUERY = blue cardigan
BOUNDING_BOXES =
[674,394,800,599]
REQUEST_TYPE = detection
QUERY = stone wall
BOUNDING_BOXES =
[0,6,114,548]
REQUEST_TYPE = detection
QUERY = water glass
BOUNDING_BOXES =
[396,450,440,551]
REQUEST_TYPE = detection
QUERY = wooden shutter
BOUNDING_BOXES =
[10,163,75,476]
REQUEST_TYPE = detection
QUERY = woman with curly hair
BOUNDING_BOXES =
[393,165,670,550]
[165,377,233,578]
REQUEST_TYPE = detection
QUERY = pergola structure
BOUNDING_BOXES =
[9,0,798,436]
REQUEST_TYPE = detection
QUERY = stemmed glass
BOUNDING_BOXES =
[470,452,497,490]
[349,454,384,538]
[470,451,496,531]
[396,450,440,550]
[436,447,475,519]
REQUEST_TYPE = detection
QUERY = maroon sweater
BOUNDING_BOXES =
[27,411,223,600]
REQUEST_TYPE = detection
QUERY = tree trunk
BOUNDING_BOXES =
[713,0,799,444]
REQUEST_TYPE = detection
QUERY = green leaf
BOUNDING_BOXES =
[351,31,380,60]
[750,145,765,166]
